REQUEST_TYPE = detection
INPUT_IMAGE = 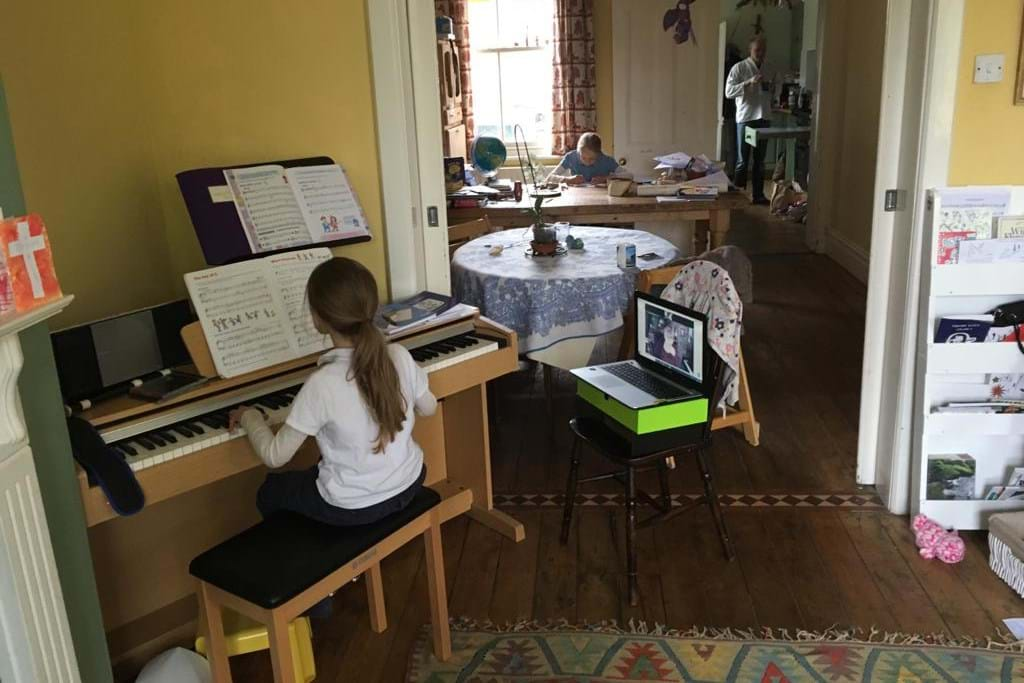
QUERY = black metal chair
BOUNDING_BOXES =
[560,352,735,606]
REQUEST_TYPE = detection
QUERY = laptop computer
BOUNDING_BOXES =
[571,292,707,410]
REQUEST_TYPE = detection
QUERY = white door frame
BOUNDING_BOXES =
[856,0,964,512]
[371,0,966,514]
[368,0,452,299]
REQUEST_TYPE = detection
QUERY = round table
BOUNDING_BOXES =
[451,226,680,370]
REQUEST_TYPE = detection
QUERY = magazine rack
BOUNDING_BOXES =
[911,186,1024,529]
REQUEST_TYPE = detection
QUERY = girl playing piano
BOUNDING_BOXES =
[228,257,436,527]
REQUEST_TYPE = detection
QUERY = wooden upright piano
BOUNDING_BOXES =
[74,314,521,673]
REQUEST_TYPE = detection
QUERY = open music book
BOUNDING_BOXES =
[185,248,333,378]
[224,163,370,254]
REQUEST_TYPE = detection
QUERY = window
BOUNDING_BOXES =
[467,0,555,155]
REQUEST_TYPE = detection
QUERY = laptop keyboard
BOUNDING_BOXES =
[605,363,690,400]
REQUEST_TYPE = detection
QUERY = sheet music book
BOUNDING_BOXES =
[223,164,370,254]
[184,248,333,378]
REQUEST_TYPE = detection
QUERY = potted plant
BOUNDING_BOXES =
[529,194,558,255]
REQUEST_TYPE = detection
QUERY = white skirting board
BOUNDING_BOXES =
[824,231,870,284]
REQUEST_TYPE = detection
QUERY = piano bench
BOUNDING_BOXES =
[189,487,451,682]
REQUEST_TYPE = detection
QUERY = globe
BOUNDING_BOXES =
[470,136,507,179]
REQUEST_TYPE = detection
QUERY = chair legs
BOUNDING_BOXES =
[560,438,582,544]
[696,447,735,561]
[625,466,639,607]
[199,582,232,683]
[657,459,672,511]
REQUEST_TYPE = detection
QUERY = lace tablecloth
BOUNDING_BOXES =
[452,226,680,354]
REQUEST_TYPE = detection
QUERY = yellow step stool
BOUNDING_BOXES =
[196,609,315,682]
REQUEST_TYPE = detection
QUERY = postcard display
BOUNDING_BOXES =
[912,187,1024,529]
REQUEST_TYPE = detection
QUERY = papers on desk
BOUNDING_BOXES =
[653,152,692,170]
[653,153,723,175]
[681,170,731,192]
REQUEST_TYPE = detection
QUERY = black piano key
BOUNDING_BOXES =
[136,437,156,450]
[255,399,277,410]
[172,425,194,438]
[199,416,220,429]
[157,431,177,444]
[264,396,287,409]
[186,422,206,434]
[148,433,166,447]
[119,443,137,456]
[111,445,128,460]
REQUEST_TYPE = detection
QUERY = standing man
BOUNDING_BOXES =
[726,35,775,205]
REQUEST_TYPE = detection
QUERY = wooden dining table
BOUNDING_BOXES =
[447,186,749,252]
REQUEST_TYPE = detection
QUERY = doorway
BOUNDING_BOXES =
[369,0,963,513]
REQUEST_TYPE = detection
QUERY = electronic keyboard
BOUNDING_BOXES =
[75,317,515,526]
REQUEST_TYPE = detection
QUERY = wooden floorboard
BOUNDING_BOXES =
[231,254,1022,683]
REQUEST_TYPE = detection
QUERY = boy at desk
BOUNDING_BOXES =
[546,132,619,186]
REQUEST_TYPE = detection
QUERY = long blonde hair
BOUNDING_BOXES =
[306,258,405,453]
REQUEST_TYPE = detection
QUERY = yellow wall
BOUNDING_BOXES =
[593,0,615,153]
[949,0,1024,185]
[1,0,386,327]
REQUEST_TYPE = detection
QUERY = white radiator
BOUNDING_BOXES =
[0,301,80,682]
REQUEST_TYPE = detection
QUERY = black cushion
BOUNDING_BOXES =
[189,487,441,609]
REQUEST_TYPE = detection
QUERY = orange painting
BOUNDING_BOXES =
[0,214,62,315]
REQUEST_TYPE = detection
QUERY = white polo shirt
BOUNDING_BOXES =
[725,57,776,124]
[285,344,430,509]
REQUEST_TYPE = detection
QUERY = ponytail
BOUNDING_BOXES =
[306,257,406,453]
[349,320,406,453]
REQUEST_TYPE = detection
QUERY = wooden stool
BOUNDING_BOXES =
[190,487,451,682]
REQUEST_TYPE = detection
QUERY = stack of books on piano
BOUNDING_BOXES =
[378,291,478,340]
[448,180,515,208]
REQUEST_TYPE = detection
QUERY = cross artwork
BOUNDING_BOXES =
[0,213,62,314]
[8,221,46,299]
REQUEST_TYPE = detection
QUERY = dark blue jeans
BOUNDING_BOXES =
[257,465,426,526]
[734,118,771,200]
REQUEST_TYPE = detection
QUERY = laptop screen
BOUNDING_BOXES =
[636,297,704,384]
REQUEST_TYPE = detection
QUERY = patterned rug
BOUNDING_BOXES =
[406,624,1024,682]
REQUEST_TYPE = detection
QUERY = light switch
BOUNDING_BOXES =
[974,54,1005,83]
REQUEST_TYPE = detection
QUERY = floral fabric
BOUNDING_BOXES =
[552,0,597,155]
[435,0,475,149]
[662,260,743,409]
[451,226,679,354]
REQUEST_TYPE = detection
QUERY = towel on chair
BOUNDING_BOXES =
[661,260,743,409]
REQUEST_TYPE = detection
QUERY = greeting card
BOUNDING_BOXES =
[0,214,62,316]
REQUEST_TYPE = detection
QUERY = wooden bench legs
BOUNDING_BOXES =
[197,510,453,683]
[424,523,452,661]
[367,563,387,633]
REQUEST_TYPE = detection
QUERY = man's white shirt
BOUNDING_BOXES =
[726,57,776,123]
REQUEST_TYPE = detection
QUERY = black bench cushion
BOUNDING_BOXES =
[189,487,441,609]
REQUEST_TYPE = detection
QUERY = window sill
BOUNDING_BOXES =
[501,155,559,168]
